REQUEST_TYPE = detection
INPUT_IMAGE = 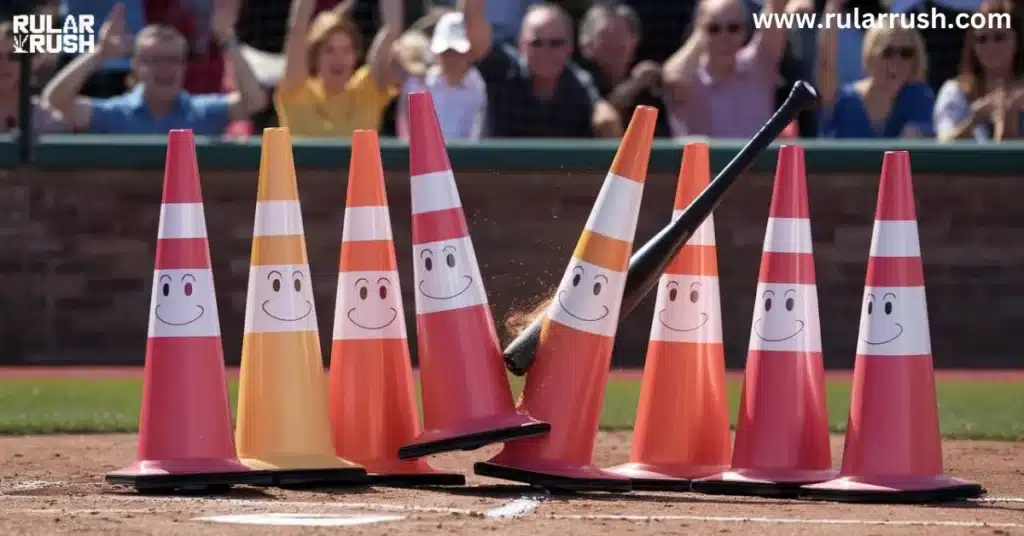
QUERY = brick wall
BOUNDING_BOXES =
[2,167,1022,368]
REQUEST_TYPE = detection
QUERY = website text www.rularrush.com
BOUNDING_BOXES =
[753,7,1012,30]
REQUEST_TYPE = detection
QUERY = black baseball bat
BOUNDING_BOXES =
[503,80,820,376]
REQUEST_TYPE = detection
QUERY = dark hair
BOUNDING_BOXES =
[579,1,642,44]
[958,0,1023,100]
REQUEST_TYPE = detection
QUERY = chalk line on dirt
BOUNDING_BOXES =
[545,513,1024,528]
[485,491,549,518]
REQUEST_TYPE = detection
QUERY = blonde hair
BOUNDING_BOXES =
[861,22,928,83]
[306,11,363,74]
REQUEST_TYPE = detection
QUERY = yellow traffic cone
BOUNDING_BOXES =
[235,127,368,487]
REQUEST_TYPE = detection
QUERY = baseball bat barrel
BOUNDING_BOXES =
[503,80,819,376]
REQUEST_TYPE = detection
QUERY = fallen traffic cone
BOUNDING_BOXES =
[604,142,730,490]
[397,92,549,460]
[800,151,984,503]
[328,130,465,486]
[691,145,835,498]
[106,130,272,492]
[475,106,658,491]
[235,127,368,486]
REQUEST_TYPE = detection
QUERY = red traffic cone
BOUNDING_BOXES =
[692,145,835,498]
[106,130,272,492]
[475,106,658,491]
[328,130,465,486]
[604,142,731,490]
[801,151,984,503]
[398,92,549,460]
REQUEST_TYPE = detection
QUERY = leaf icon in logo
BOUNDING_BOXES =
[13,35,28,53]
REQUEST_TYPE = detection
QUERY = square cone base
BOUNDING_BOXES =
[398,413,550,460]
[474,460,632,493]
[369,471,466,487]
[604,462,731,492]
[240,455,369,488]
[105,459,274,494]
[800,475,986,504]
[691,468,839,499]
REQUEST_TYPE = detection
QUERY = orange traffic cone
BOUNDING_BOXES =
[397,92,550,459]
[106,130,272,492]
[604,142,730,490]
[235,127,368,486]
[691,145,835,498]
[328,130,465,486]
[801,152,984,503]
[474,106,659,491]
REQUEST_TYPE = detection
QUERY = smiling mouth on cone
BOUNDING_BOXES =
[261,300,313,322]
[557,291,610,322]
[753,318,805,342]
[418,276,473,300]
[155,305,205,326]
[347,307,398,330]
[658,310,708,332]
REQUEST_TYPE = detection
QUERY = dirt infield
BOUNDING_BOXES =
[0,432,1021,535]
[1,366,1023,380]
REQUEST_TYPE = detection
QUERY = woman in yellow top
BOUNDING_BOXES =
[275,0,402,137]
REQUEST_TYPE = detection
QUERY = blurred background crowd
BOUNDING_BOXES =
[0,0,1021,142]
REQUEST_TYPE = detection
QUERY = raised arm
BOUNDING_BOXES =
[661,25,707,108]
[748,0,790,67]
[280,0,317,92]
[367,0,405,91]
[816,0,843,111]
[41,2,127,131]
[459,0,493,62]
[212,0,269,119]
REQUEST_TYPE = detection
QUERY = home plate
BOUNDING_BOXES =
[196,513,406,527]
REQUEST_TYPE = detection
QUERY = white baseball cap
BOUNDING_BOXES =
[430,12,471,55]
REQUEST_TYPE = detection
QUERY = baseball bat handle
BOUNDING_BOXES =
[503,81,819,376]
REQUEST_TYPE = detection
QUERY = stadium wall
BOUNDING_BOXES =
[1,135,1021,369]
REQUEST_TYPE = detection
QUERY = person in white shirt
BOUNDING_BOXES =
[375,0,487,140]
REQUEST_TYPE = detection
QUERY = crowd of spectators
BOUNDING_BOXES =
[0,0,1021,141]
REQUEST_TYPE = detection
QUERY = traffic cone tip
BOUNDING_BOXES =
[243,264,319,333]
[650,274,723,344]
[608,106,658,182]
[748,281,823,353]
[333,270,408,341]
[768,146,810,220]
[257,128,300,202]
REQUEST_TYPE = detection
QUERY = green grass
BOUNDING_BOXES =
[0,378,1021,440]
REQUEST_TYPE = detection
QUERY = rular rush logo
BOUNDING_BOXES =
[12,14,96,54]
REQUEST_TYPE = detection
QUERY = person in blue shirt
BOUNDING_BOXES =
[42,1,267,136]
[816,0,935,138]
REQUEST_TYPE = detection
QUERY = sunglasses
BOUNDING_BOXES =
[705,22,743,35]
[881,46,915,60]
[975,31,1009,44]
[528,38,568,48]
